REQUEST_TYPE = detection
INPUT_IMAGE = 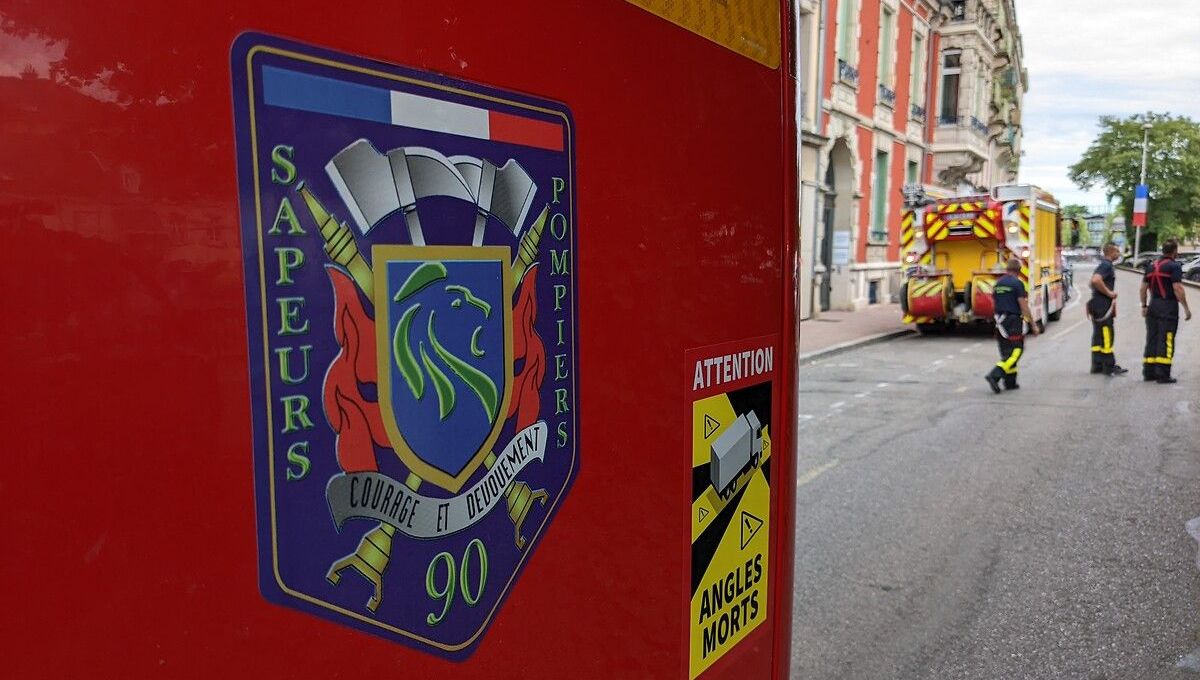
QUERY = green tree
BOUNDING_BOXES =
[1068,113,1200,249]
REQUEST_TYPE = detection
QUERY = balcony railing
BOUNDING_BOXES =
[837,59,859,87]
[969,116,989,135]
[911,103,926,121]
[878,84,896,107]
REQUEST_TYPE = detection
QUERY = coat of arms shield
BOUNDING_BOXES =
[234,32,578,658]
[373,245,514,493]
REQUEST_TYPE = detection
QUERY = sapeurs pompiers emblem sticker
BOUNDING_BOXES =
[231,34,578,657]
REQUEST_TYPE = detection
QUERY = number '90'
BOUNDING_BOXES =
[425,538,488,626]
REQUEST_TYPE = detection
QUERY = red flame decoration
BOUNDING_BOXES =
[509,264,546,431]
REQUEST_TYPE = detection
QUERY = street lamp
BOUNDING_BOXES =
[1133,122,1152,261]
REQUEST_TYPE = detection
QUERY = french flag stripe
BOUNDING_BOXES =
[389,90,489,140]
[262,66,391,124]
[262,66,562,151]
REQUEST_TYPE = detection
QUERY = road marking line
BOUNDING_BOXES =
[876,382,889,388]
[959,347,971,353]
[854,392,868,398]
[1051,318,1085,340]
[899,374,914,381]
[955,385,968,393]
[798,414,815,420]
[796,459,840,487]
[829,401,845,409]
[1063,281,1082,312]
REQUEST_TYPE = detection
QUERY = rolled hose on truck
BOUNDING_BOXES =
[909,281,948,319]
[904,276,955,333]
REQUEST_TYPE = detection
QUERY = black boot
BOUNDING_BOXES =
[985,368,1003,394]
[1158,367,1177,384]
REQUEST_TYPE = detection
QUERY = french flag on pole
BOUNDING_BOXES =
[1132,184,1149,228]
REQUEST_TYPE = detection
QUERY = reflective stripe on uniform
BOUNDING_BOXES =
[997,347,1023,374]
[1091,326,1113,354]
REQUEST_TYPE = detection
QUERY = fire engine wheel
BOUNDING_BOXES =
[899,282,910,315]
[916,322,948,334]
[1038,285,1051,329]
[962,281,973,313]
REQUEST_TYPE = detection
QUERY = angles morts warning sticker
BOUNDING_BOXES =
[231,33,578,658]
[686,336,777,678]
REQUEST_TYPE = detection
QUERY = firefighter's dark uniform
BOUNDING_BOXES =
[1143,256,1183,381]
[987,273,1028,390]
[1087,258,1117,374]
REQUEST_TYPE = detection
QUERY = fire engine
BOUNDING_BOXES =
[899,184,1069,332]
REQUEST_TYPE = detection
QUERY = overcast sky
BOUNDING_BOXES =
[1017,0,1200,210]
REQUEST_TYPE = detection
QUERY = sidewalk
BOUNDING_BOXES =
[798,303,911,362]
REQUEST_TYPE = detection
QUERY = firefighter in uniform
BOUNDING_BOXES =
[986,258,1040,393]
[1140,239,1192,383]
[1086,243,1127,375]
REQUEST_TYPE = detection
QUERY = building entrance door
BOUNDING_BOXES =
[820,163,836,311]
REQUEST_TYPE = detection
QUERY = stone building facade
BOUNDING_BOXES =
[797,0,1026,318]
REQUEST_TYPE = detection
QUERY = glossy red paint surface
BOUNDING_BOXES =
[0,2,797,677]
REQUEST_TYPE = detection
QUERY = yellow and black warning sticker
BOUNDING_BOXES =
[625,0,781,69]
[686,336,776,678]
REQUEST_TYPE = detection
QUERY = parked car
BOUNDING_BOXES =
[1182,255,1200,282]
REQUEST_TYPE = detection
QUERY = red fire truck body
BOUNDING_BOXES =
[0,3,799,679]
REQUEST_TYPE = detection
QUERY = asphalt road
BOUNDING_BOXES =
[790,266,1200,680]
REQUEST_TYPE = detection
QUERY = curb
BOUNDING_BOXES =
[798,327,915,364]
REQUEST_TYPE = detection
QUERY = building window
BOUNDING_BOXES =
[879,7,896,87]
[836,0,859,63]
[871,150,890,241]
[906,159,919,185]
[950,0,967,21]
[939,50,961,123]
[910,32,926,106]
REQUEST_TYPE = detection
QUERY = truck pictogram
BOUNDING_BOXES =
[709,410,764,499]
